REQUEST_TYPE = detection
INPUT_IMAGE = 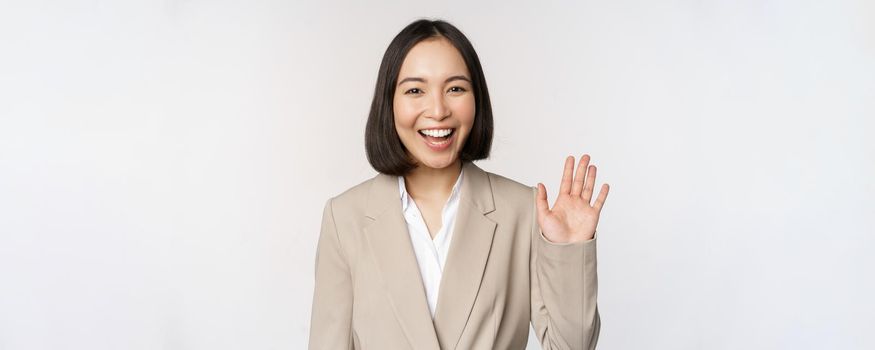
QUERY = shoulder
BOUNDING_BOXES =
[475,166,537,232]
[481,168,536,215]
[485,169,535,199]
[324,174,383,217]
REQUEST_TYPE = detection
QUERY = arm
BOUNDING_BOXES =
[530,185,601,350]
[530,154,608,349]
[308,198,354,350]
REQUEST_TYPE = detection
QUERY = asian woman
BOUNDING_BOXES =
[309,18,610,350]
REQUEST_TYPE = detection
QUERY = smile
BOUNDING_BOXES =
[417,128,456,151]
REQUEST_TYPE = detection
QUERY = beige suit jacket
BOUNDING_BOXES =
[309,161,599,349]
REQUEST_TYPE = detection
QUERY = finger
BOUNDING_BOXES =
[558,156,574,195]
[570,154,590,197]
[582,164,596,205]
[536,183,550,219]
[593,183,609,212]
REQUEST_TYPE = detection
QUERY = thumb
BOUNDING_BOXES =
[536,183,550,220]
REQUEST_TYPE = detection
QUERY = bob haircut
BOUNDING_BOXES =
[365,19,494,176]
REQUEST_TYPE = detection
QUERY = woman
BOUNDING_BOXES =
[309,19,609,350]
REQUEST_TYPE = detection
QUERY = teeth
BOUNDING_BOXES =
[420,128,453,137]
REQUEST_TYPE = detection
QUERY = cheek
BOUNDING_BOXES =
[451,97,476,127]
[393,100,418,129]
[392,98,422,121]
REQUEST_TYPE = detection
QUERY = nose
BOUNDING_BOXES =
[425,91,450,120]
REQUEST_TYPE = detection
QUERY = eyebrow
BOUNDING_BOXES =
[397,75,472,86]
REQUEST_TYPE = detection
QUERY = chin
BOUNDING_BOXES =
[416,156,458,170]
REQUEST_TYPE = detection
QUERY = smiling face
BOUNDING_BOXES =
[393,36,476,171]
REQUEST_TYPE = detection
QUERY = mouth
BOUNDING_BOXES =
[417,128,456,150]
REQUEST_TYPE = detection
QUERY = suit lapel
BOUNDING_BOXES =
[433,161,497,349]
[362,161,497,350]
[363,170,441,350]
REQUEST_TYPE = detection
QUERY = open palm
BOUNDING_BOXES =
[536,154,610,243]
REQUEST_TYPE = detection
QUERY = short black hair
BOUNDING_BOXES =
[365,18,494,176]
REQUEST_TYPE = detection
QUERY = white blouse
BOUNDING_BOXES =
[397,168,464,318]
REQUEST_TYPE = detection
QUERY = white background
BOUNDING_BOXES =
[1,0,873,349]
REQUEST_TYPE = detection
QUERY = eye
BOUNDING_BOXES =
[448,86,467,93]
[404,88,422,95]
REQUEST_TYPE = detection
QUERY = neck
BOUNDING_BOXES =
[403,160,463,201]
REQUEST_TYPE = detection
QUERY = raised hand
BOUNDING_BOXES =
[536,154,610,243]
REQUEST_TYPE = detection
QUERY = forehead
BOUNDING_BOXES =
[398,37,470,80]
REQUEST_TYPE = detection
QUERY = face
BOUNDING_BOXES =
[393,37,476,171]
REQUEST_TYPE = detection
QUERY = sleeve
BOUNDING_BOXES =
[308,197,354,350]
[529,186,601,350]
